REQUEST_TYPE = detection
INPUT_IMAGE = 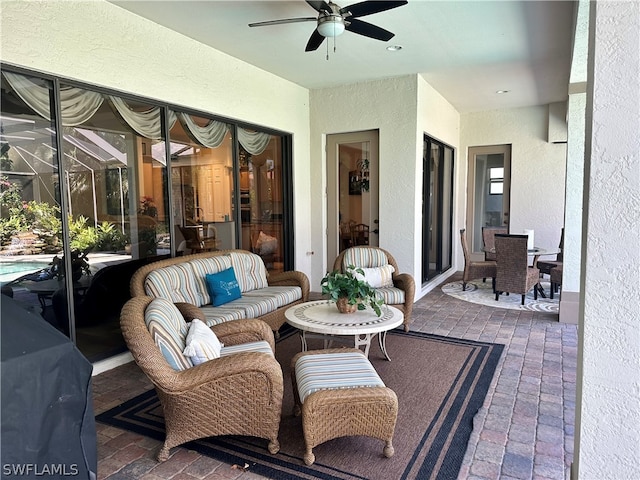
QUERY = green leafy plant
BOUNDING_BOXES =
[320,265,384,316]
[95,221,127,251]
[68,215,98,252]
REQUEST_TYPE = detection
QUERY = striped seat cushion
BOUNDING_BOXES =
[220,340,274,357]
[295,352,385,403]
[223,295,280,318]
[343,247,389,269]
[200,306,246,326]
[243,286,303,308]
[188,255,233,305]
[376,286,405,305]
[229,251,269,292]
[144,264,201,306]
[144,298,192,371]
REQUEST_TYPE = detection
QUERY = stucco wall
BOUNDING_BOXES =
[576,1,640,478]
[460,106,567,251]
[310,75,461,293]
[0,0,313,276]
[416,75,461,288]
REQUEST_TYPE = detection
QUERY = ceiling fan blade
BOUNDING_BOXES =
[306,1,332,13]
[305,29,326,52]
[345,18,395,41]
[249,17,317,27]
[340,0,408,18]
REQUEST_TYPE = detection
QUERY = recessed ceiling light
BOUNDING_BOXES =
[386,45,403,52]
[496,90,510,94]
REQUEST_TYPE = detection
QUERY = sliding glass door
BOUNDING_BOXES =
[422,135,454,283]
[0,66,294,362]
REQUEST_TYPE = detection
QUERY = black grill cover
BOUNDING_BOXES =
[1,296,97,479]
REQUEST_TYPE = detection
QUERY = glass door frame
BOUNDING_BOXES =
[466,144,512,260]
[421,135,455,284]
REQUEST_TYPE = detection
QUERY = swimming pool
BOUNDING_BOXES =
[0,260,52,284]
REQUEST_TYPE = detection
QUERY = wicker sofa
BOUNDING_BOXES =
[130,249,309,333]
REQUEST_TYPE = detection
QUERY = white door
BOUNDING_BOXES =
[326,130,379,270]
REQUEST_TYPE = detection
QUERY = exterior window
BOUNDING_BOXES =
[0,68,293,361]
[489,167,504,195]
[238,134,285,274]
[168,111,235,252]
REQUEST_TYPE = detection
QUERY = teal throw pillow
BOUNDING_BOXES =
[205,267,241,306]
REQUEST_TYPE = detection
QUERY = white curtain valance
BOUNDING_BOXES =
[3,72,104,127]
[4,71,275,153]
[108,96,176,140]
[238,127,271,155]
[177,113,228,148]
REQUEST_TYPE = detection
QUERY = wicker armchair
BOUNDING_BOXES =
[120,296,283,461]
[482,226,508,261]
[536,228,564,276]
[332,246,415,331]
[460,229,497,291]
[494,234,540,305]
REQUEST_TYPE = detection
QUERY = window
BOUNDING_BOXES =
[0,67,293,361]
[489,167,504,195]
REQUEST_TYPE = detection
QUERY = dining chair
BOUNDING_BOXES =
[536,227,564,276]
[178,225,219,253]
[550,265,563,299]
[350,223,370,246]
[482,226,508,261]
[460,229,497,291]
[494,234,540,305]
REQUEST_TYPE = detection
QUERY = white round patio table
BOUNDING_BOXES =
[284,300,404,361]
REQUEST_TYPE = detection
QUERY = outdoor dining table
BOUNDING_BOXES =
[484,246,562,298]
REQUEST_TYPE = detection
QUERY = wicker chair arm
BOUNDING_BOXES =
[174,302,205,322]
[393,273,415,301]
[167,351,283,393]
[210,319,275,351]
[268,271,310,301]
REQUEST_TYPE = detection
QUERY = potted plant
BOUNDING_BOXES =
[50,250,91,282]
[320,265,384,316]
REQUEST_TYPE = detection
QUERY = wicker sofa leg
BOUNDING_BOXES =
[268,439,280,454]
[157,444,171,462]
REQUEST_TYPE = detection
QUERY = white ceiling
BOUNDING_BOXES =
[110,0,576,113]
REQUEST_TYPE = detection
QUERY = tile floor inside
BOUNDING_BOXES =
[92,273,576,480]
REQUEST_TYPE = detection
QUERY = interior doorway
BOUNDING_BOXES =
[326,130,379,270]
[466,144,512,260]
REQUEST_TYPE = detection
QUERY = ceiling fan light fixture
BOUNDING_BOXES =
[317,15,346,37]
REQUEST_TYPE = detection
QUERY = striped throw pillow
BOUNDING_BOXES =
[144,298,192,371]
[353,265,395,288]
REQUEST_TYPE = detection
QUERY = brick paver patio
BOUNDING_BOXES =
[92,272,577,479]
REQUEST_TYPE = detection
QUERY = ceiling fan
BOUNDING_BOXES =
[248,1,408,52]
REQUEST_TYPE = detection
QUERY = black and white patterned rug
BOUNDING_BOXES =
[442,279,559,313]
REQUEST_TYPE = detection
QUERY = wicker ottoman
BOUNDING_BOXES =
[291,348,398,466]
